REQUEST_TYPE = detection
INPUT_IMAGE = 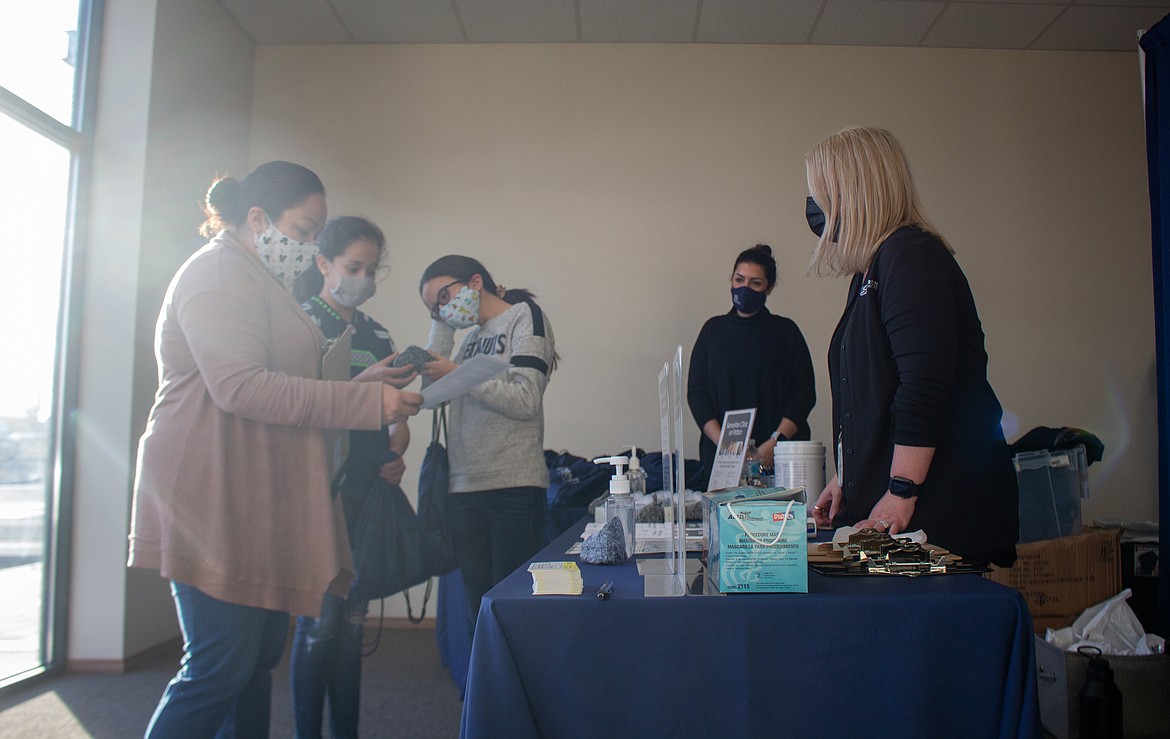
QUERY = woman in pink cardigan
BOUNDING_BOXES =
[128,161,421,738]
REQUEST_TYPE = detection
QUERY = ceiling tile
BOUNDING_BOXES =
[218,0,354,43]
[1033,5,1169,50]
[812,0,944,46]
[216,0,1169,51]
[331,0,465,43]
[697,0,823,43]
[1076,0,1170,8]
[454,0,577,42]
[924,3,1064,48]
[958,0,1066,5]
[580,0,699,42]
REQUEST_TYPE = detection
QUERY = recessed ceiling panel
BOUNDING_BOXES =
[812,0,944,47]
[1075,0,1170,8]
[957,0,1066,5]
[1033,6,1168,50]
[218,0,354,44]
[454,0,577,43]
[215,0,1168,51]
[580,0,699,42]
[925,3,1063,49]
[697,0,823,44]
[332,0,465,43]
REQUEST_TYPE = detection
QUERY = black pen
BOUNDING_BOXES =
[596,581,613,600]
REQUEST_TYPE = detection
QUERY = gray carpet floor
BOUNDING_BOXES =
[0,625,463,738]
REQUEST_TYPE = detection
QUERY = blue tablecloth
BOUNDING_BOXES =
[461,519,1042,739]
[435,569,472,698]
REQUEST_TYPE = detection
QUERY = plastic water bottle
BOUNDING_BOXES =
[627,446,647,497]
[1078,648,1122,739]
[741,439,763,486]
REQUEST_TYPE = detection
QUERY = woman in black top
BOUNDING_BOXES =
[290,216,415,739]
[805,127,1017,566]
[687,244,816,487]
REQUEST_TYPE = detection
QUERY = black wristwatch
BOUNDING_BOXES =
[889,476,921,499]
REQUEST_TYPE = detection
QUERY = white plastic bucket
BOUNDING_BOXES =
[773,441,826,505]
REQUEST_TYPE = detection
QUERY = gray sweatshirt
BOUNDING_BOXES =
[426,300,555,493]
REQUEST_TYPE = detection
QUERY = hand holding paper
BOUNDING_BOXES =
[421,354,510,408]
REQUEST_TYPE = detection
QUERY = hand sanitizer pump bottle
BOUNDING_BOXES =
[627,446,647,497]
[595,455,636,558]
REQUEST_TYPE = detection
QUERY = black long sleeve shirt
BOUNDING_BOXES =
[687,307,816,481]
[829,226,1018,563]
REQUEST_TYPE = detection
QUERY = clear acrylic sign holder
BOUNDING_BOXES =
[641,346,690,597]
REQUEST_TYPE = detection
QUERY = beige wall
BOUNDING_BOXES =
[249,43,1156,534]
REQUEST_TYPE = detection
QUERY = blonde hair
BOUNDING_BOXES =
[805,126,951,276]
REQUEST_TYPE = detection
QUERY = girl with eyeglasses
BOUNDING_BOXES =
[418,255,557,632]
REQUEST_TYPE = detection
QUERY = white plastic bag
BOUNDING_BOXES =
[1045,588,1166,656]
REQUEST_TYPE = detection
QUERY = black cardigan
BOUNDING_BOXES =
[687,308,816,481]
[829,227,1018,564]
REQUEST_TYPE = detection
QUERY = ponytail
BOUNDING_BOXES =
[421,254,558,371]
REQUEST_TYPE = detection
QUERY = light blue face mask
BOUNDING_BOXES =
[254,213,318,289]
[331,275,377,309]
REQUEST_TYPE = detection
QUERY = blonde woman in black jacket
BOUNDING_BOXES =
[805,127,1018,566]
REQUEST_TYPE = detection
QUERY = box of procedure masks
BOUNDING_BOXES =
[703,487,808,593]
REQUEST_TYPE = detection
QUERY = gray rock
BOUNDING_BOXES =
[579,516,629,564]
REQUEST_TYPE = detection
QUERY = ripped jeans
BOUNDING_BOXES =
[289,593,369,739]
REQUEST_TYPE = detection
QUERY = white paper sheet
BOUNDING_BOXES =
[707,408,756,491]
[420,354,510,408]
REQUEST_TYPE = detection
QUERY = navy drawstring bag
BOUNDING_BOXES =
[347,406,457,612]
[416,405,458,577]
[347,461,430,603]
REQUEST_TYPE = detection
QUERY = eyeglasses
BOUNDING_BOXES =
[429,280,463,320]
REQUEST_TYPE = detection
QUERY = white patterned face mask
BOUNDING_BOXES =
[439,284,481,329]
[254,212,319,290]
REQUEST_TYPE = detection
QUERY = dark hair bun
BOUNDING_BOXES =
[205,176,241,218]
[753,243,773,255]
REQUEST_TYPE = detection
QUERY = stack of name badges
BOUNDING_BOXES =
[528,561,583,595]
[703,487,808,593]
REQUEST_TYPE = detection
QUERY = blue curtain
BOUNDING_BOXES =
[1140,15,1170,638]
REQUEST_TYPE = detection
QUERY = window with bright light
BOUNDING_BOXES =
[0,1,81,124]
[0,0,86,687]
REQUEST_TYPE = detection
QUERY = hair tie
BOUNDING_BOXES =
[496,284,506,298]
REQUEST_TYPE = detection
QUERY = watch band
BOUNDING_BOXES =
[770,430,787,442]
[889,475,920,499]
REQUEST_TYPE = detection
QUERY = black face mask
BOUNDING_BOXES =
[805,196,826,238]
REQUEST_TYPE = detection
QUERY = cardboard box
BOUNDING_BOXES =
[985,528,1120,628]
[1035,635,1170,739]
[703,487,807,593]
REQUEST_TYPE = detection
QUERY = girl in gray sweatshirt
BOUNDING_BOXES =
[419,255,557,627]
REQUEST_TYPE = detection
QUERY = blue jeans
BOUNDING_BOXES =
[145,581,288,739]
[449,486,547,633]
[290,594,368,739]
